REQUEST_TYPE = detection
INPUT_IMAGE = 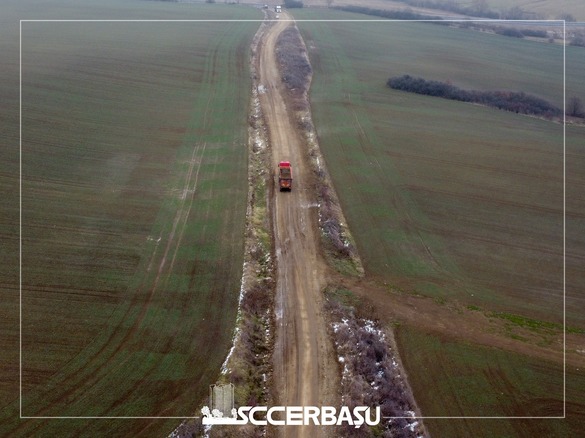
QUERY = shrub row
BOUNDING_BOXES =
[276,27,312,94]
[326,298,422,437]
[387,74,562,118]
[335,5,441,21]
[495,27,548,39]
[570,34,585,47]
[390,0,538,19]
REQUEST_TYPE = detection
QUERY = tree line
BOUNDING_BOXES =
[335,5,442,21]
[387,74,565,118]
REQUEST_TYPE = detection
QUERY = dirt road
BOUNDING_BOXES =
[256,13,336,438]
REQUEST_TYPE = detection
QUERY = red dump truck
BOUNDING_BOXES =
[278,161,293,191]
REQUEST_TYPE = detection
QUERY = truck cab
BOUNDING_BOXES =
[278,161,292,191]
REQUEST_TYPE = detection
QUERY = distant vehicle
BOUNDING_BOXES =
[275,5,281,13]
[275,14,280,19]
[263,4,268,8]
[278,161,293,191]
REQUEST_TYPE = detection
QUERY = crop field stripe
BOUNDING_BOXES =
[395,326,584,435]
[301,21,461,281]
[2,4,258,437]
[294,15,562,318]
[15,17,256,428]
[81,145,212,414]
[165,142,207,281]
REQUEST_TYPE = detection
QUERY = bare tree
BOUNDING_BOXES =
[567,96,584,118]
[570,34,585,47]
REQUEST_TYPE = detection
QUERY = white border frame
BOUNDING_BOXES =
[20,16,566,421]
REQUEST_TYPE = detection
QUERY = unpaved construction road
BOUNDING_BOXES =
[256,13,336,438]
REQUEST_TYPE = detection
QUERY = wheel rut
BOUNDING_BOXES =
[256,13,336,438]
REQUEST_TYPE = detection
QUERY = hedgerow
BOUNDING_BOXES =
[276,27,312,95]
[325,293,425,437]
[387,74,562,118]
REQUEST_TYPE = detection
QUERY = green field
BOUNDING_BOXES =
[2,2,585,437]
[295,8,585,437]
[396,326,585,436]
[2,1,259,436]
[295,10,585,326]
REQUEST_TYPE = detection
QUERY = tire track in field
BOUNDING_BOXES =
[19,29,228,420]
[79,27,230,416]
[84,27,228,412]
[348,96,447,279]
[23,140,208,420]
[165,142,207,280]
[73,25,233,415]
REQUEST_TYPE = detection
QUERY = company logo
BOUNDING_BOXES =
[201,384,380,428]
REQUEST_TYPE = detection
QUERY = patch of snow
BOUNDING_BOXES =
[407,421,419,432]
[220,326,240,375]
